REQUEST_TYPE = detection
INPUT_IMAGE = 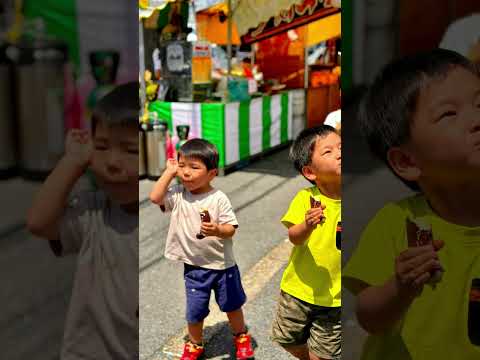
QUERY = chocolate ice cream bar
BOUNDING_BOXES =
[406,217,432,247]
[310,196,326,223]
[310,196,322,208]
[200,209,211,222]
[406,217,444,285]
[196,209,211,239]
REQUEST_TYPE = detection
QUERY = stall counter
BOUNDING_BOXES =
[148,89,305,172]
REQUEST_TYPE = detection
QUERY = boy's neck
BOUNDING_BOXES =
[190,183,214,195]
[104,194,138,214]
[316,180,341,200]
[423,183,480,227]
[120,201,139,214]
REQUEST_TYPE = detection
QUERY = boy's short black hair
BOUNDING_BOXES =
[290,125,338,184]
[91,82,139,134]
[178,138,219,171]
[359,49,478,191]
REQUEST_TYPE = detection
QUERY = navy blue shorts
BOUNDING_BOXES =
[184,264,247,323]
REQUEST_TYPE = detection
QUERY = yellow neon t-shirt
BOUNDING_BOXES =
[343,194,480,359]
[281,186,341,307]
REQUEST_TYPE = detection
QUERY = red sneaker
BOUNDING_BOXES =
[234,333,254,359]
[180,341,204,360]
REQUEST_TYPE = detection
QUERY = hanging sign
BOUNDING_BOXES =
[193,42,211,58]
[242,0,340,44]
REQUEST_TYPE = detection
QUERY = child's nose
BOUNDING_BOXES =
[470,114,480,134]
[106,150,122,171]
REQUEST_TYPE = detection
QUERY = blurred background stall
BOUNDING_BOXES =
[139,0,341,178]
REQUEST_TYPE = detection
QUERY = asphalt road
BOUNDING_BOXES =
[0,111,416,360]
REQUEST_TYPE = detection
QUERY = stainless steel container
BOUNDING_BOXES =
[146,121,167,180]
[11,39,68,179]
[0,43,16,178]
[139,123,147,179]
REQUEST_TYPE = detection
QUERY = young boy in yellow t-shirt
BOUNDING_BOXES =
[343,49,480,359]
[271,125,341,360]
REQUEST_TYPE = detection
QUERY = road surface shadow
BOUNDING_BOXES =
[200,321,258,359]
[238,146,298,179]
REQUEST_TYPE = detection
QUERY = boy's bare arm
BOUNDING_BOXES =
[200,223,236,239]
[287,222,315,245]
[27,130,92,241]
[287,206,325,245]
[356,278,417,334]
[149,159,178,206]
[355,242,444,334]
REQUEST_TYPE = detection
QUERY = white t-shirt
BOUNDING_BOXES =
[324,109,341,129]
[57,191,138,360]
[163,184,239,270]
[439,14,480,57]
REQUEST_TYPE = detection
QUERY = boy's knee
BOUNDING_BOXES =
[279,343,310,360]
[186,306,209,324]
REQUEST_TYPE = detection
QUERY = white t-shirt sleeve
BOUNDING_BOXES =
[58,192,93,255]
[324,109,341,128]
[439,15,480,56]
[218,193,239,228]
[161,184,182,212]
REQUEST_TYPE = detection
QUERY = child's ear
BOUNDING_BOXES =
[301,165,317,182]
[208,168,218,178]
[387,146,421,182]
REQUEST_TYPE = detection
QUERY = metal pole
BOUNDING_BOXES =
[226,0,233,103]
[304,46,309,89]
[227,0,233,76]
[353,0,365,86]
[139,18,146,115]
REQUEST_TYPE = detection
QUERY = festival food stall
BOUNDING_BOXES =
[148,90,298,171]
[239,0,341,129]
[0,0,136,180]
[140,0,339,175]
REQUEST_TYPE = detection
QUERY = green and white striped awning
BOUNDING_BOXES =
[149,91,301,168]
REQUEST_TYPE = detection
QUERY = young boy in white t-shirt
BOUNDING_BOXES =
[150,138,255,360]
[27,83,139,359]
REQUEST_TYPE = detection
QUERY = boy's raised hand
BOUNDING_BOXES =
[65,129,93,169]
[165,158,178,177]
[394,240,444,296]
[305,204,326,228]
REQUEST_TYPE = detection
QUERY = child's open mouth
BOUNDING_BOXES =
[105,180,127,186]
[103,181,131,191]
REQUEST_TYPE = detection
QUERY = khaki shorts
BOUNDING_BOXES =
[271,291,341,359]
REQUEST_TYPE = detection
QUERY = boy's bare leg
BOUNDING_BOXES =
[187,321,204,345]
[226,308,247,334]
[309,351,326,360]
[282,344,311,360]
